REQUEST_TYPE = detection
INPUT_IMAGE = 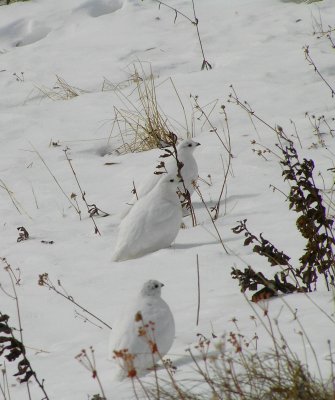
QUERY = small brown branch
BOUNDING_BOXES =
[192,96,232,156]
[75,347,106,400]
[64,148,108,235]
[303,45,335,98]
[153,0,212,70]
[38,273,112,331]
[30,142,81,216]
[191,0,212,70]
[193,184,229,254]
[156,0,193,23]
[1,258,50,400]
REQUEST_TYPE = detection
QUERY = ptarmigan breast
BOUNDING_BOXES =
[121,139,200,218]
[108,280,175,380]
[112,174,183,261]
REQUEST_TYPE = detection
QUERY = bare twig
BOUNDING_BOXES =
[0,179,31,218]
[303,46,335,98]
[30,142,81,216]
[192,96,232,156]
[1,258,50,399]
[196,254,200,326]
[75,347,106,400]
[38,273,112,331]
[64,148,109,235]
[151,0,212,70]
[193,183,229,254]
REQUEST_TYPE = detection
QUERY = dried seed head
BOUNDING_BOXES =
[134,311,142,322]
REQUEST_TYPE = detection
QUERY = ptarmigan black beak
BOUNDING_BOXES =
[196,142,201,146]
[160,282,165,287]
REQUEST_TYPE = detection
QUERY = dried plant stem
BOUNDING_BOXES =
[108,63,180,153]
[328,340,334,392]
[156,0,193,23]
[191,0,212,70]
[303,46,335,98]
[244,296,284,355]
[0,179,21,214]
[36,75,87,101]
[134,376,151,400]
[0,179,31,218]
[196,254,200,326]
[213,161,230,221]
[228,85,289,140]
[192,95,232,156]
[153,0,211,70]
[63,148,105,235]
[193,184,228,254]
[191,97,233,220]
[303,293,335,324]
[76,347,106,400]
[38,273,113,331]
[4,264,32,400]
[1,258,50,400]
[74,310,103,329]
[1,362,11,400]
[30,142,81,215]
[158,354,186,400]
[131,378,141,400]
[186,348,221,398]
[280,295,324,383]
[168,78,189,135]
[213,107,233,220]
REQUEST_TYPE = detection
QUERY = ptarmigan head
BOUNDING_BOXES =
[141,280,164,297]
[177,139,201,153]
[159,173,183,192]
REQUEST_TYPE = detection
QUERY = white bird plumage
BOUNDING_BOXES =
[108,280,175,380]
[121,138,200,218]
[112,173,183,261]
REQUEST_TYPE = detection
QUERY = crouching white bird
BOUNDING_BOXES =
[108,280,175,380]
[112,174,182,262]
[122,138,200,218]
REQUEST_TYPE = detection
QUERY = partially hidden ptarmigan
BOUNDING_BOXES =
[112,174,182,261]
[121,138,200,218]
[108,280,175,380]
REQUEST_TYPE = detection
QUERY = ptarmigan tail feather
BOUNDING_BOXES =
[111,248,124,262]
[112,244,135,262]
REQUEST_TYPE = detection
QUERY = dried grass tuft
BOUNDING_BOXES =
[106,63,189,154]
[36,75,88,101]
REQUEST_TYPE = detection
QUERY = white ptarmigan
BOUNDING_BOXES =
[108,280,175,380]
[112,174,183,262]
[121,138,200,218]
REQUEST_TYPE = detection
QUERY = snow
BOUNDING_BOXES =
[0,0,334,398]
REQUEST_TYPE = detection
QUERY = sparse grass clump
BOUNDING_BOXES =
[136,332,334,400]
[108,63,188,154]
[36,75,88,101]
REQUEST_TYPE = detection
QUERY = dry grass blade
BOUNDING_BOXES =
[0,178,31,218]
[36,75,88,101]
[107,63,188,154]
[137,329,334,400]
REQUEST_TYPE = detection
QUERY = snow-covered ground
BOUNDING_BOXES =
[1,0,335,398]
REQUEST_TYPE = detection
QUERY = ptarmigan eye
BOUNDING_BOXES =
[188,143,192,147]
[169,179,174,182]
[154,284,159,288]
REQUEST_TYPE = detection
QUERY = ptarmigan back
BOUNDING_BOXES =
[121,138,200,218]
[112,174,183,261]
